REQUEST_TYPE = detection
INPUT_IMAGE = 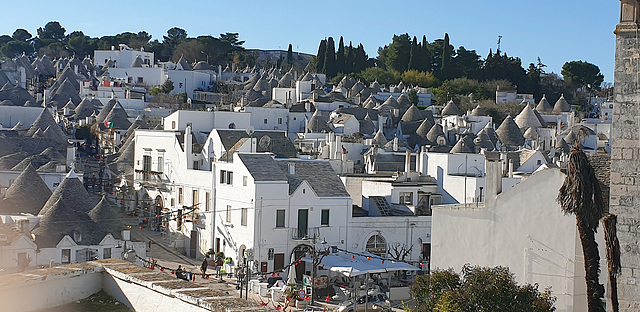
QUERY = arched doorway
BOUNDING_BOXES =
[365,234,387,256]
[291,244,313,282]
[154,195,164,231]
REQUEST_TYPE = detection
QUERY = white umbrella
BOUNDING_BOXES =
[287,261,297,285]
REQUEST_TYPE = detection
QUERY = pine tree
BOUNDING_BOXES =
[408,36,419,71]
[316,39,326,73]
[345,41,354,74]
[323,37,336,78]
[336,36,345,75]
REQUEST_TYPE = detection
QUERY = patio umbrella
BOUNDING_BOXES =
[287,261,297,285]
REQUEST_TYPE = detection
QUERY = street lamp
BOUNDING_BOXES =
[308,234,328,305]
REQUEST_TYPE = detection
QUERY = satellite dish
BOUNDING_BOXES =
[246,126,255,136]
[259,135,272,150]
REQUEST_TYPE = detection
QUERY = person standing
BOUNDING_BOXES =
[201,257,209,277]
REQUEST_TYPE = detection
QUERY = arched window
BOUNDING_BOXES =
[229,123,236,129]
[366,234,387,255]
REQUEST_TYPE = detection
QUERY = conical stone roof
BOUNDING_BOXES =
[372,129,388,145]
[306,110,331,133]
[450,134,476,154]
[524,127,539,140]
[39,170,95,215]
[89,196,122,239]
[96,98,117,124]
[536,94,553,113]
[552,94,571,113]
[514,104,542,131]
[401,105,423,122]
[426,124,446,144]
[470,105,484,116]
[496,116,525,147]
[103,102,132,129]
[441,100,462,116]
[26,108,65,138]
[33,197,96,248]
[416,118,434,138]
[0,163,52,215]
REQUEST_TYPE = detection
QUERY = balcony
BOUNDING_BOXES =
[135,170,168,188]
[290,227,320,241]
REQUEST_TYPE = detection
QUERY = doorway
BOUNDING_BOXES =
[297,209,308,238]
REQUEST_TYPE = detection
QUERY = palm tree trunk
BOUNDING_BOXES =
[577,216,605,312]
[603,214,621,312]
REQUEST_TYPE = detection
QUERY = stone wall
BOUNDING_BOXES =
[610,1,640,311]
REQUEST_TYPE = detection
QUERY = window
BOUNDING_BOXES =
[172,121,176,129]
[205,192,210,211]
[143,155,152,180]
[321,209,330,226]
[226,205,232,223]
[278,118,283,124]
[157,156,164,173]
[171,198,175,207]
[62,249,71,264]
[263,119,268,124]
[127,77,133,84]
[537,159,542,165]
[192,189,199,209]
[178,187,183,204]
[193,161,199,169]
[243,176,248,186]
[276,210,285,228]
[220,170,233,184]
[241,208,248,226]
[366,234,387,255]
[104,248,112,259]
[399,192,413,205]
[137,77,144,84]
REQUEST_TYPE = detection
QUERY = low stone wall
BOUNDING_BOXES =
[0,259,269,312]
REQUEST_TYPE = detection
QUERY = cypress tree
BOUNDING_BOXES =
[345,41,354,74]
[354,43,367,73]
[286,43,293,65]
[336,36,345,75]
[316,39,326,73]
[422,35,431,72]
[441,33,452,80]
[323,37,336,78]
[408,36,418,71]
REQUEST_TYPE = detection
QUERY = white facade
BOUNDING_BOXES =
[94,45,154,68]
[430,167,606,312]
[163,110,251,134]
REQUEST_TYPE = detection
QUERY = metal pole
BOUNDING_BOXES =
[245,259,249,300]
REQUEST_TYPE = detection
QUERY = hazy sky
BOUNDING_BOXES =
[1,0,618,82]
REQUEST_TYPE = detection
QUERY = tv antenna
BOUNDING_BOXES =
[497,35,502,53]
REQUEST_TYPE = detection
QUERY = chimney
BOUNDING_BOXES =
[288,163,295,175]
[393,137,398,151]
[405,150,411,173]
[66,146,76,168]
[485,160,502,207]
[508,159,514,178]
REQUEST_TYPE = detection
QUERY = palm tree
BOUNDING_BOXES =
[602,214,621,312]
[557,143,605,312]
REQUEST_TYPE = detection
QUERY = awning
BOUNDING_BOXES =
[303,252,419,277]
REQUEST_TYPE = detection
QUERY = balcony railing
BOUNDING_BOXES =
[135,170,167,186]
[290,227,320,241]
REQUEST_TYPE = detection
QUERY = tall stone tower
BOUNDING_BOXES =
[612,1,640,311]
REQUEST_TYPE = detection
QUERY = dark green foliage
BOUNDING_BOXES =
[408,36,419,70]
[561,60,604,89]
[344,42,354,74]
[315,39,327,73]
[12,29,32,42]
[1,41,34,58]
[385,33,411,72]
[37,21,65,41]
[336,36,345,75]
[219,32,244,47]
[409,265,556,312]
[441,33,452,80]
[149,79,174,95]
[286,44,293,64]
[323,37,336,78]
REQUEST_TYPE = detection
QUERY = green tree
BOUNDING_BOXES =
[561,60,604,90]
[452,47,482,80]
[421,35,431,72]
[482,50,527,92]
[37,21,66,41]
[402,70,438,88]
[150,79,174,95]
[336,36,345,75]
[323,37,336,78]
[219,32,244,48]
[440,33,453,80]
[359,67,399,86]
[344,41,354,74]
[286,43,293,65]
[67,31,97,58]
[557,144,606,312]
[315,39,327,73]
[385,33,411,72]
[410,265,556,312]
[1,41,34,58]
[353,43,368,73]
[12,29,32,42]
[163,27,187,48]
[408,36,419,70]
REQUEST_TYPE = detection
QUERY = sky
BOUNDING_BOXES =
[1,0,619,83]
